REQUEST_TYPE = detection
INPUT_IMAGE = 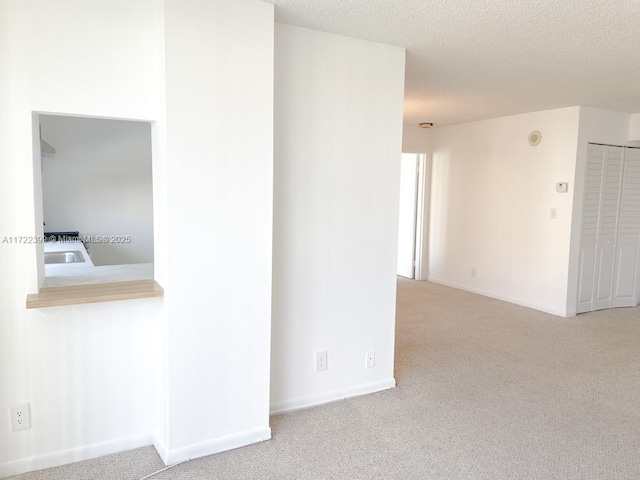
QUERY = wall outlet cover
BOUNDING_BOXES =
[10,403,30,431]
[315,351,328,372]
[366,351,375,368]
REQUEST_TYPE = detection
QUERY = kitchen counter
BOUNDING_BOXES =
[43,240,153,287]
[27,240,162,308]
[43,262,154,287]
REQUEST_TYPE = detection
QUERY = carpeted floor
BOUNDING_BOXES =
[7,279,640,479]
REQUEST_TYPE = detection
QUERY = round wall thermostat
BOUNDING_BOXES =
[528,130,542,146]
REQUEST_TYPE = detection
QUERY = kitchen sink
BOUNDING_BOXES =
[45,251,85,264]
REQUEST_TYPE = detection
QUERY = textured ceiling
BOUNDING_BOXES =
[264,0,640,127]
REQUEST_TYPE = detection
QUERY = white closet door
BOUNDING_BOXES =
[613,148,640,307]
[577,144,605,314]
[594,146,624,311]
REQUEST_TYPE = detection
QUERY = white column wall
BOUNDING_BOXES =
[158,0,274,464]
[271,24,405,412]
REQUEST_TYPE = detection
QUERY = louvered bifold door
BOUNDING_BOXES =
[577,144,605,313]
[593,146,624,311]
[612,148,640,307]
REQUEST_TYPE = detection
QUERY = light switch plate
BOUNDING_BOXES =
[556,182,568,193]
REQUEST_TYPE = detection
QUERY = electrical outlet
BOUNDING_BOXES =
[550,208,558,220]
[10,403,30,431]
[315,351,327,372]
[471,267,477,278]
[365,351,375,368]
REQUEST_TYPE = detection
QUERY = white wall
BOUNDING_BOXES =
[0,1,164,476]
[158,0,274,464]
[428,107,581,316]
[629,113,640,142]
[402,124,432,154]
[271,24,405,412]
[566,107,631,315]
[40,115,154,266]
[0,0,274,475]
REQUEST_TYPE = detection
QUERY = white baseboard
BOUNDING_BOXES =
[0,433,153,479]
[153,435,169,466]
[155,427,272,466]
[428,277,569,318]
[270,377,396,415]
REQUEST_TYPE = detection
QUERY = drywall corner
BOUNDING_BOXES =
[160,427,272,466]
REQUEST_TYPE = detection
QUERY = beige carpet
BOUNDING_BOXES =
[7,279,640,479]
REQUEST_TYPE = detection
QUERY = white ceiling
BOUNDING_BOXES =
[264,0,640,127]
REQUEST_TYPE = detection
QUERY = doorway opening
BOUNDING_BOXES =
[397,153,428,280]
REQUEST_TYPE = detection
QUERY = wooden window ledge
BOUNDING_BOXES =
[26,280,164,309]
